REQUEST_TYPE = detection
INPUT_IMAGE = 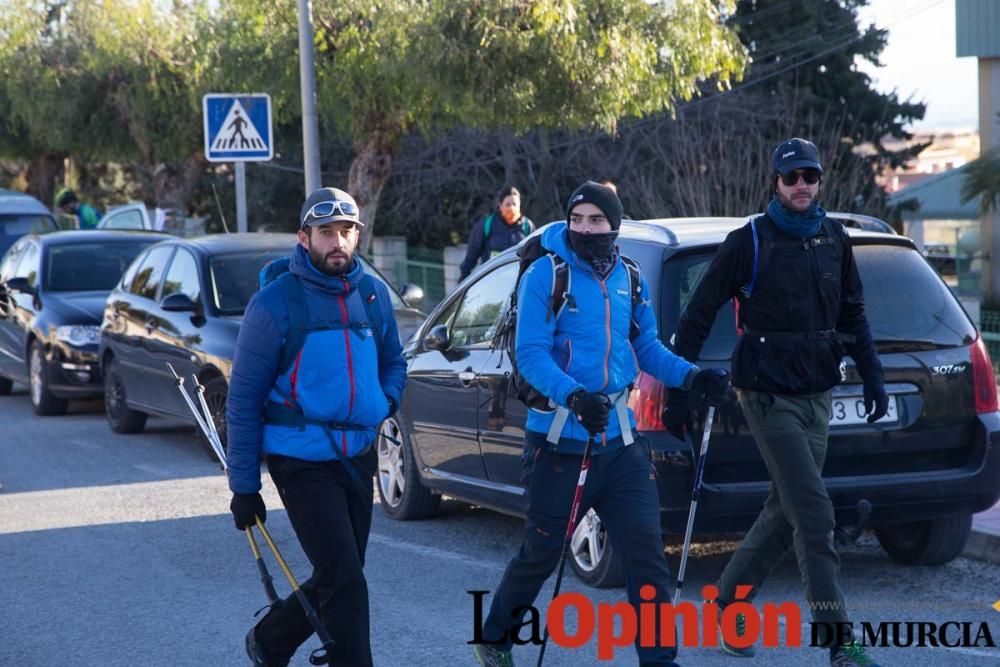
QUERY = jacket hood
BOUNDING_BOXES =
[289,242,363,294]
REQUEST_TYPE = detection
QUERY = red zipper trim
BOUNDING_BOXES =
[338,289,355,456]
[289,350,303,401]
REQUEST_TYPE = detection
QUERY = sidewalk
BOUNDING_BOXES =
[964,500,1000,564]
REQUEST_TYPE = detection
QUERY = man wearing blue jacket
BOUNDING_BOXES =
[226,187,406,667]
[474,182,729,667]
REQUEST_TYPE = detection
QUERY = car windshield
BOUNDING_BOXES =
[45,241,158,292]
[663,243,976,361]
[0,214,58,253]
[210,251,406,316]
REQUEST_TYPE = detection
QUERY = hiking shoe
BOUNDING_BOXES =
[245,627,289,667]
[472,643,514,667]
[830,641,880,667]
[720,610,755,658]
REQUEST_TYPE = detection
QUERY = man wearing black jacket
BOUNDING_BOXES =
[666,138,886,667]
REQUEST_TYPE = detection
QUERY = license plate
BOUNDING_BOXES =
[830,396,898,426]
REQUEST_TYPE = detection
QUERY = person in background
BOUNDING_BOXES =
[459,185,535,281]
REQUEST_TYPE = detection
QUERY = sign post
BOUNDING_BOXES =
[203,93,273,233]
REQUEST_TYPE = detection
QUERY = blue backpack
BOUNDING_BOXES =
[258,258,386,376]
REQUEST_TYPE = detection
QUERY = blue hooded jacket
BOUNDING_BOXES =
[226,243,407,494]
[516,223,697,452]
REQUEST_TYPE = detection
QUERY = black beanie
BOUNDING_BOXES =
[565,181,623,231]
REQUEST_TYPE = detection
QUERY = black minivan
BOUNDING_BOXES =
[376,217,1000,587]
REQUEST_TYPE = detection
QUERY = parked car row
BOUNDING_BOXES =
[374,213,1000,586]
[0,230,427,458]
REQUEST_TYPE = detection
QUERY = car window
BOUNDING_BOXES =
[855,245,975,346]
[161,248,201,302]
[45,241,155,292]
[129,245,175,300]
[0,213,59,237]
[0,240,27,282]
[450,261,518,347]
[210,250,289,315]
[119,248,148,290]
[662,251,740,361]
[101,209,145,230]
[662,242,977,362]
[14,241,40,288]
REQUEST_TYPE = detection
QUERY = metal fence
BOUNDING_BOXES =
[399,246,446,308]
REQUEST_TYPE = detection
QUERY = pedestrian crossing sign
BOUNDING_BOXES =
[202,93,273,162]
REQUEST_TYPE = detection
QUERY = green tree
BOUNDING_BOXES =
[962,148,1000,214]
[229,0,746,252]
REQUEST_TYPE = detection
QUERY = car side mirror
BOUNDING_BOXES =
[6,277,34,295]
[400,283,425,308]
[424,324,450,351]
[160,292,197,312]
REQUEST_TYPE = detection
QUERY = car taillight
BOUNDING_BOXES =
[629,371,666,431]
[970,335,998,414]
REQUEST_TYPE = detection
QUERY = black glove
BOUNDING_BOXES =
[690,368,731,408]
[864,379,889,423]
[663,390,692,441]
[568,390,611,436]
[230,492,266,531]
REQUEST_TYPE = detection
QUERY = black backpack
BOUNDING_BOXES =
[491,236,643,409]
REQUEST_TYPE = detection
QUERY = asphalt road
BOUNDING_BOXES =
[1,388,999,666]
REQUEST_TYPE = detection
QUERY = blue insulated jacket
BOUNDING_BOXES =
[226,244,407,494]
[515,222,697,452]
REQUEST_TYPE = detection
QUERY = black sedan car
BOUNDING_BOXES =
[377,216,1000,587]
[99,233,426,453]
[0,230,169,415]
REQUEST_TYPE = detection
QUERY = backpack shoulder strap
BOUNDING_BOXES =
[483,213,494,242]
[620,255,643,340]
[549,255,570,321]
[522,219,532,236]
[358,274,384,355]
[276,272,308,376]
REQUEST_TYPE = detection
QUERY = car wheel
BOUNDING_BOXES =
[0,376,12,396]
[197,376,228,461]
[28,341,68,416]
[104,356,147,434]
[875,513,973,565]
[376,416,440,520]
[569,508,625,588]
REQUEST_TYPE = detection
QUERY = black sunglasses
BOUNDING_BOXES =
[779,170,821,187]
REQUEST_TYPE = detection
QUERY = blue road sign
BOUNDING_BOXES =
[203,94,273,162]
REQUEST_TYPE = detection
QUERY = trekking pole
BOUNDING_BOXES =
[255,516,336,666]
[536,431,597,667]
[672,405,715,607]
[192,373,224,456]
[166,363,335,663]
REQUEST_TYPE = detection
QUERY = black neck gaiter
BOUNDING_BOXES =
[568,229,618,262]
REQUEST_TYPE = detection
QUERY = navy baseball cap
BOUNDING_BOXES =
[771,138,823,174]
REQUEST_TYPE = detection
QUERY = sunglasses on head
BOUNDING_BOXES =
[303,199,358,224]
[779,170,821,187]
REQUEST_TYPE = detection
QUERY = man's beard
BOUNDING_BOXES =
[308,245,353,276]
[776,189,818,213]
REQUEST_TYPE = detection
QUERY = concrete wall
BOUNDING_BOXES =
[371,236,407,287]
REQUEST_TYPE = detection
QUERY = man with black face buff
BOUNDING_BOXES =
[226,187,406,666]
[473,182,729,667]
[667,139,886,667]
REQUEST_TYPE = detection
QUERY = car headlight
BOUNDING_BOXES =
[56,325,101,347]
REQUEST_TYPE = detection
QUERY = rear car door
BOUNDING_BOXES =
[115,244,175,407]
[406,261,517,485]
[98,204,148,231]
[0,239,28,379]
[149,247,204,414]
[3,241,41,381]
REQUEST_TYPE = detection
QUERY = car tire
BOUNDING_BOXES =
[197,377,228,461]
[28,341,68,416]
[875,513,973,566]
[104,356,147,434]
[569,508,625,588]
[376,416,440,520]
[0,376,12,396]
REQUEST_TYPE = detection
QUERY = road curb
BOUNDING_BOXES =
[964,526,1000,564]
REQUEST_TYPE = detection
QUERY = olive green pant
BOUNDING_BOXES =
[715,389,849,625]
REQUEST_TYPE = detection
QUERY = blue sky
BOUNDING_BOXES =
[857,0,978,130]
